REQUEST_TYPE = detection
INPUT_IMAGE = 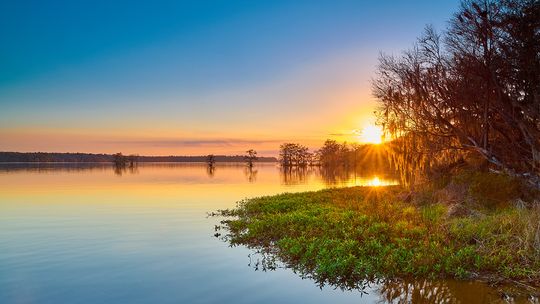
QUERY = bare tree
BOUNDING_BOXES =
[244,149,258,168]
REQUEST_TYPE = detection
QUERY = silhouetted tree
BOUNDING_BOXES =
[113,153,127,167]
[278,140,392,173]
[244,149,258,168]
[206,154,216,167]
[279,143,311,167]
[317,140,344,168]
[373,0,540,188]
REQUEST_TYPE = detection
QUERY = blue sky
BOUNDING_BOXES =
[0,0,459,155]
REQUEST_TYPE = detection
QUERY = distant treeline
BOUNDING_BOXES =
[0,152,277,163]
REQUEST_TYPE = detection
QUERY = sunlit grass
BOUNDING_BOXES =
[215,183,540,288]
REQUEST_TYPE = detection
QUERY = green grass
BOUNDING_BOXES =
[215,183,540,289]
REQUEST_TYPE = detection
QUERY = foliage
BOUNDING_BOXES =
[278,140,392,174]
[244,149,258,168]
[112,152,138,167]
[449,207,540,279]
[279,143,312,167]
[317,140,392,172]
[215,185,540,288]
[373,0,540,188]
[456,170,522,208]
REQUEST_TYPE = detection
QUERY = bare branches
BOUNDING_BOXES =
[373,0,540,188]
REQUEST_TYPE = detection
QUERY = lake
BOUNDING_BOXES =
[0,163,526,303]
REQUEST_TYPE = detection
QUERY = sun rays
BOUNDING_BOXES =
[359,124,383,144]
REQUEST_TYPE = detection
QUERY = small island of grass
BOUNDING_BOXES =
[214,170,540,291]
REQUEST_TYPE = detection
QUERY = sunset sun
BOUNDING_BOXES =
[359,124,383,144]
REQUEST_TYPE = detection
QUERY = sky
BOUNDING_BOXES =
[0,0,459,156]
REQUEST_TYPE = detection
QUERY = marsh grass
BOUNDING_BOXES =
[215,172,540,288]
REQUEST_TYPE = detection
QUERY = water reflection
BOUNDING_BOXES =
[244,167,258,183]
[280,166,312,185]
[280,165,398,187]
[0,162,111,173]
[206,165,216,178]
[0,163,399,188]
[377,279,500,304]
[113,163,139,176]
[238,250,535,303]
[0,163,533,303]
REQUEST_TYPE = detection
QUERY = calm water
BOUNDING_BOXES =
[0,163,529,303]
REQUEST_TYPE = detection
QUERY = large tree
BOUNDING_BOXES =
[374,0,540,188]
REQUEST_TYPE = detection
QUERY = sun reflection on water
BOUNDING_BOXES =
[345,175,399,188]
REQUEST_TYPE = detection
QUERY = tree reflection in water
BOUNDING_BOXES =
[113,163,139,176]
[318,166,355,186]
[206,165,215,178]
[244,167,258,183]
[279,166,312,185]
[234,249,521,303]
[279,165,397,187]
[377,278,502,304]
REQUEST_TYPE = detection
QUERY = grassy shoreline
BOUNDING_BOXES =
[214,175,540,291]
